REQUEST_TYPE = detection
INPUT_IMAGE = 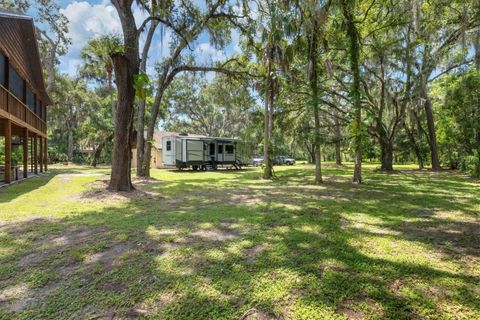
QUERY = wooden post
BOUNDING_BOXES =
[4,119,11,183]
[39,137,43,173]
[33,134,38,174]
[30,136,33,172]
[23,128,28,178]
[5,57,9,113]
[44,137,48,172]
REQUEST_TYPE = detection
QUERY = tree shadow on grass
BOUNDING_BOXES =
[0,173,56,204]
[0,165,113,204]
[0,193,479,319]
[1,166,479,318]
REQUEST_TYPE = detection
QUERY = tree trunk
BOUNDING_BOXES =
[474,24,480,176]
[410,139,423,169]
[109,0,139,191]
[109,53,136,191]
[309,22,322,184]
[91,134,112,167]
[422,90,441,171]
[306,143,315,164]
[333,109,342,166]
[335,143,342,166]
[142,87,165,178]
[136,21,158,177]
[380,140,393,171]
[376,54,396,172]
[136,101,147,176]
[91,144,103,167]
[67,131,74,161]
[109,72,115,119]
[405,114,424,169]
[312,93,322,184]
[342,0,362,183]
[263,47,274,179]
[403,27,418,169]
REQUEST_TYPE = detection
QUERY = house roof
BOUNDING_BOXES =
[0,8,52,106]
[0,8,31,19]
[174,135,238,143]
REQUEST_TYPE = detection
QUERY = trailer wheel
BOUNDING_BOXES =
[192,165,199,171]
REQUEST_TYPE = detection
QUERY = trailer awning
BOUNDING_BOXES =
[180,136,239,143]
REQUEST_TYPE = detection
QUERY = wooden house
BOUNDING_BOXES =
[0,9,50,184]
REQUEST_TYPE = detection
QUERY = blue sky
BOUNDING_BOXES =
[49,0,241,76]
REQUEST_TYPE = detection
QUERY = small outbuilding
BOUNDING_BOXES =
[131,130,176,169]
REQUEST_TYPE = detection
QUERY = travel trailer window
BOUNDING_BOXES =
[226,145,234,154]
[166,141,171,151]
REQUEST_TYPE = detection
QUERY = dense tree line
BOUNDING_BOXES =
[6,0,479,191]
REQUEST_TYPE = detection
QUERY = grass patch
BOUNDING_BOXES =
[0,163,479,319]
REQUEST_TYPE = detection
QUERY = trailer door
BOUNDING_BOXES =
[162,137,175,165]
[218,143,223,162]
[209,142,216,161]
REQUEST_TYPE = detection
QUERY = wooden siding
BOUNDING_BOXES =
[0,13,51,106]
[0,84,46,136]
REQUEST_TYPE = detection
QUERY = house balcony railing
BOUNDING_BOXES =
[0,84,46,134]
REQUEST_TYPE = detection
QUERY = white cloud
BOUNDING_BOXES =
[61,1,122,50]
[194,42,226,64]
[58,1,121,75]
[59,57,82,77]
[58,1,149,76]
[56,1,242,78]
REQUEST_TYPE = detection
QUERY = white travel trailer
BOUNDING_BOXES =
[162,134,242,170]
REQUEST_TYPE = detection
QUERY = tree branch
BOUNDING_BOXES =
[138,16,189,46]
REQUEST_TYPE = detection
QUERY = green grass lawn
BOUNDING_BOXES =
[0,163,479,319]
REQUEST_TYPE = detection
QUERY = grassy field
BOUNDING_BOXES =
[0,163,479,319]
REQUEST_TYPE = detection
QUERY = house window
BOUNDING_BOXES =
[35,96,43,119]
[226,145,234,154]
[26,86,35,111]
[166,141,171,151]
[218,145,223,154]
[0,52,5,86]
[38,100,44,120]
[8,66,23,101]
